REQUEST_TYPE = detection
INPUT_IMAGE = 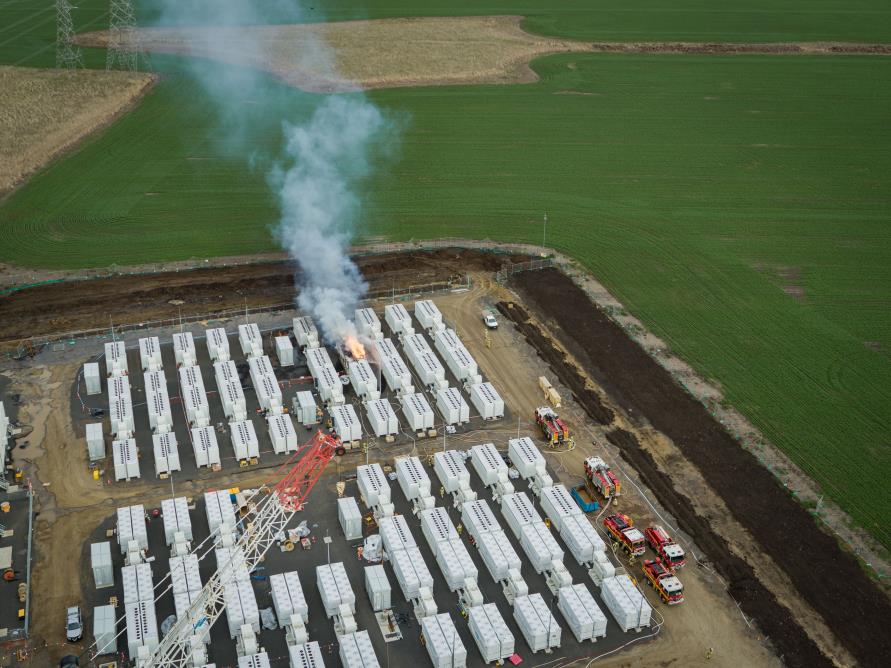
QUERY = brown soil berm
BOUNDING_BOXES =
[510,267,891,667]
[0,248,515,344]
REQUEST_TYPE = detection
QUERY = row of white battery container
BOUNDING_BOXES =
[249,355,283,414]
[378,514,435,605]
[434,328,482,386]
[500,492,565,573]
[356,463,394,515]
[433,450,477,503]
[414,299,444,333]
[395,456,434,508]
[215,360,247,422]
[138,336,163,372]
[348,359,379,400]
[305,347,344,405]
[460,499,522,583]
[403,333,447,391]
[372,338,414,397]
[420,507,479,592]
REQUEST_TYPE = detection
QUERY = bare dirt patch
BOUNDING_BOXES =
[76,16,592,92]
[0,66,156,196]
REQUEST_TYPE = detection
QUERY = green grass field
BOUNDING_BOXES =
[1,2,890,549]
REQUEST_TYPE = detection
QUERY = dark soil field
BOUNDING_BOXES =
[508,268,891,668]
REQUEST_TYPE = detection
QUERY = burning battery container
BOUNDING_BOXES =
[337,496,363,540]
[339,630,379,668]
[161,497,192,544]
[116,504,148,554]
[275,336,295,366]
[238,323,264,359]
[191,425,221,468]
[436,387,470,425]
[414,299,445,333]
[104,341,128,377]
[172,332,196,368]
[421,613,467,668]
[558,583,607,642]
[513,593,561,652]
[267,413,298,454]
[469,382,504,420]
[113,438,140,481]
[292,316,319,350]
[292,391,319,427]
[468,604,514,664]
[355,307,383,340]
[316,562,355,618]
[84,362,102,395]
[152,432,181,476]
[138,336,162,372]
[365,398,399,438]
[271,571,309,625]
[348,359,378,400]
[330,404,362,443]
[400,392,434,432]
[206,327,230,362]
[230,419,259,462]
[373,338,414,396]
[384,303,414,337]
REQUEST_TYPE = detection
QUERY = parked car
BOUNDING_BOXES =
[483,313,498,329]
[65,606,83,642]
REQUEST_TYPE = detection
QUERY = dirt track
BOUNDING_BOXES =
[0,248,513,344]
[509,268,891,667]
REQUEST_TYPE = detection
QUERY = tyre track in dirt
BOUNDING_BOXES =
[504,267,891,667]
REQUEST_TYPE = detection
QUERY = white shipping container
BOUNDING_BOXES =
[519,522,564,573]
[477,530,522,583]
[161,496,192,545]
[414,300,444,333]
[508,437,547,479]
[384,303,414,335]
[93,604,117,655]
[355,307,382,339]
[292,391,319,426]
[84,362,102,395]
[122,562,154,604]
[116,504,148,554]
[469,382,504,420]
[339,630,379,668]
[275,336,295,367]
[104,341,128,377]
[433,450,471,493]
[348,359,378,399]
[205,490,237,537]
[365,564,392,612]
[152,432,181,476]
[396,456,432,500]
[304,347,332,377]
[109,397,134,436]
[86,422,105,461]
[316,562,355,618]
[125,600,159,658]
[220,378,248,422]
[500,493,541,538]
[378,514,416,553]
[316,365,345,406]
[292,316,319,349]
[248,355,276,385]
[600,575,651,632]
[267,413,298,454]
[357,463,391,507]
[421,613,467,668]
[289,642,325,668]
[230,419,259,461]
[91,541,114,589]
[338,497,363,540]
[206,327,230,362]
[400,392,435,432]
[238,323,264,359]
[470,443,509,487]
[330,403,362,442]
[143,369,166,397]
[172,332,196,368]
[364,398,398,437]
[513,593,561,653]
[558,583,607,642]
[540,485,581,531]
[403,334,445,388]
[224,578,260,638]
[191,425,221,468]
[436,387,469,425]
[138,336,163,372]
[468,604,514,664]
[113,438,140,481]
[271,571,309,625]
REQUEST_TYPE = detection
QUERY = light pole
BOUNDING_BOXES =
[542,212,548,251]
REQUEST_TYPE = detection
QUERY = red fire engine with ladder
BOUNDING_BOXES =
[644,525,686,570]
[535,406,571,445]
[642,559,685,605]
[584,456,621,499]
[604,513,646,557]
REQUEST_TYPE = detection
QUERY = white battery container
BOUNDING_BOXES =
[436,387,469,425]
[364,398,399,437]
[513,593,561,652]
[86,422,105,461]
[339,630,379,668]
[104,341,128,377]
[172,332,196,368]
[469,382,504,420]
[365,564,392,612]
[275,336,295,367]
[152,432,181,476]
[267,413,298,454]
[191,425,221,468]
[206,327,230,362]
[508,437,547,479]
[558,583,607,642]
[421,613,467,668]
[316,562,355,618]
[91,541,114,589]
[138,336,162,372]
[113,438,140,481]
[500,492,541,538]
[396,456,431,501]
[84,362,102,395]
[161,496,192,545]
[271,571,309,625]
[468,604,514,664]
[470,443,509,487]
[337,496,363,541]
[357,463,391,507]
[400,392,435,431]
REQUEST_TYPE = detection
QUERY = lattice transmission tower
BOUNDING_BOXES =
[106,0,139,71]
[56,0,84,70]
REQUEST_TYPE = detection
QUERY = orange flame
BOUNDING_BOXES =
[345,335,366,360]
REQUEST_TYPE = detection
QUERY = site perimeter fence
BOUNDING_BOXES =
[1,278,467,357]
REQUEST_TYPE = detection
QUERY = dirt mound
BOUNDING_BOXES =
[511,267,891,667]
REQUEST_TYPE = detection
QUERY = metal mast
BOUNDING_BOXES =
[56,0,84,70]
[106,0,138,71]
[143,431,339,668]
